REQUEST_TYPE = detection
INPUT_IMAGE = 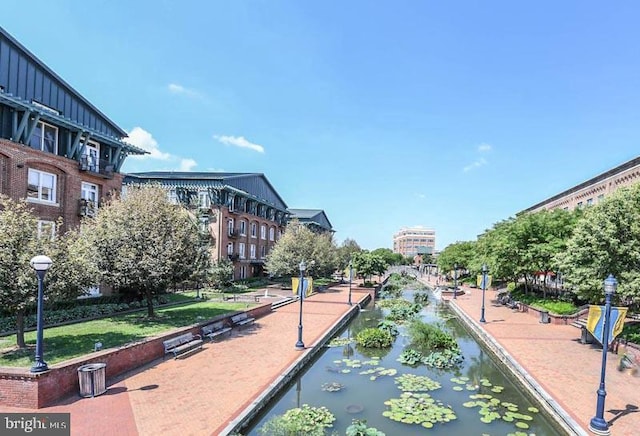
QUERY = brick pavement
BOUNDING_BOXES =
[2,280,638,436]
[445,284,639,436]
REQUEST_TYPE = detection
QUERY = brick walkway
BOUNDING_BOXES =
[2,281,638,436]
[444,283,639,436]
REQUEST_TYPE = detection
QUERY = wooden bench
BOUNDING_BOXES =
[231,312,255,328]
[163,332,203,359]
[201,321,232,341]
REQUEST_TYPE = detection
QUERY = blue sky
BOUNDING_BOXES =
[4,1,640,250]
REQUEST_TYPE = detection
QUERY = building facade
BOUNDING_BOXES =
[123,172,289,280]
[392,226,436,258]
[288,208,334,234]
[0,26,146,235]
[523,156,640,213]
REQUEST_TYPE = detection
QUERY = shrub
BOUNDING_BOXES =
[408,320,458,352]
[356,328,394,348]
[259,404,335,435]
[377,320,399,337]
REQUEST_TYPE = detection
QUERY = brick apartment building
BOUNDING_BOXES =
[0,26,146,237]
[123,172,289,280]
[522,155,640,213]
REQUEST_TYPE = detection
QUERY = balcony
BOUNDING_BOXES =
[78,198,97,218]
[79,156,114,179]
[228,229,239,239]
[227,253,240,261]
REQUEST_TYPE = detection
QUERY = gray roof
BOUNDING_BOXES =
[288,208,334,232]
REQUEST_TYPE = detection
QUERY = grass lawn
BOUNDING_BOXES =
[0,301,250,368]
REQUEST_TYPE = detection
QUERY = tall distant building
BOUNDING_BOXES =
[393,226,436,257]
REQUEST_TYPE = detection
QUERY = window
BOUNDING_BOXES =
[198,191,210,209]
[29,121,58,154]
[168,189,178,204]
[227,242,234,255]
[228,219,234,236]
[598,194,605,203]
[251,222,257,238]
[27,169,57,203]
[239,242,246,259]
[260,245,266,258]
[37,220,55,240]
[260,225,266,240]
[240,265,247,279]
[269,227,275,241]
[239,220,247,235]
[577,202,583,209]
[250,244,256,259]
[81,182,99,208]
[586,198,593,206]
[81,141,100,172]
[199,217,208,232]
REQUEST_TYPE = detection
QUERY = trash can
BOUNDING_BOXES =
[78,363,107,398]
[580,327,594,345]
[539,310,550,324]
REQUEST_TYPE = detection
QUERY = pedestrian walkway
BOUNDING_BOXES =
[2,280,638,436]
[0,284,367,436]
[445,284,639,436]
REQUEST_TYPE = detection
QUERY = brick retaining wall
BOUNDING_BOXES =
[0,302,271,408]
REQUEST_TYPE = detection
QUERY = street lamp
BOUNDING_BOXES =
[348,261,353,306]
[480,264,488,323]
[295,260,306,350]
[589,274,617,436]
[29,255,53,373]
[453,263,458,300]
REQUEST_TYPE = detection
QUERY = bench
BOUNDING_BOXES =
[202,321,232,341]
[231,312,255,328]
[163,332,203,359]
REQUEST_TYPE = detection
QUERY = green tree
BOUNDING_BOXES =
[559,184,640,305]
[209,258,234,288]
[265,219,339,278]
[336,238,362,270]
[88,185,204,317]
[437,241,476,275]
[351,251,388,282]
[0,196,43,348]
[371,248,403,266]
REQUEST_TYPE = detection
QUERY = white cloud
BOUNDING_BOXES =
[478,143,492,152]
[214,135,265,153]
[126,127,171,160]
[179,158,197,172]
[416,193,426,199]
[463,157,487,172]
[167,83,203,99]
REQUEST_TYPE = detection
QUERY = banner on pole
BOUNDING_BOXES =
[586,305,628,346]
[476,275,492,289]
[292,277,314,299]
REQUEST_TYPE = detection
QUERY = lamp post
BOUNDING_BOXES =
[480,264,488,323]
[29,255,53,373]
[348,261,353,306]
[453,263,458,300]
[295,260,306,350]
[589,274,617,436]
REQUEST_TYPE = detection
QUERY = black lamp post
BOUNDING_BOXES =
[453,263,458,300]
[348,261,353,306]
[480,264,488,323]
[295,260,306,350]
[30,255,53,373]
[589,274,617,436]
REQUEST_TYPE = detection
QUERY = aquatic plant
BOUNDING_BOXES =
[327,337,354,347]
[345,419,385,436]
[377,320,399,337]
[359,366,397,381]
[355,328,394,348]
[394,373,441,392]
[397,349,425,366]
[382,392,456,428]
[413,292,430,305]
[422,348,464,369]
[321,382,344,392]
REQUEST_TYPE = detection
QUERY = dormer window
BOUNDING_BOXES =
[29,121,58,154]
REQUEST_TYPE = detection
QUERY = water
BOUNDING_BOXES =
[244,288,563,435]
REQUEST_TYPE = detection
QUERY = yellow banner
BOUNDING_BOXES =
[586,305,628,345]
[292,277,313,298]
[476,275,492,289]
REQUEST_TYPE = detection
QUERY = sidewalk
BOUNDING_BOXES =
[445,284,639,436]
[0,284,367,436]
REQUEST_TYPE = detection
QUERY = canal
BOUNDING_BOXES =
[243,283,564,435]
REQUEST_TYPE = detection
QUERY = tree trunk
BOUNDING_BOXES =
[16,309,26,348]
[146,290,155,317]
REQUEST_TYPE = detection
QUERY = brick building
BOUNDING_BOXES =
[522,156,640,213]
[123,172,289,280]
[0,26,146,236]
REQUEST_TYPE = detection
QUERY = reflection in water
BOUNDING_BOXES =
[245,289,562,435]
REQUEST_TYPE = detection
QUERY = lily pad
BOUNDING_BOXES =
[515,421,529,429]
[452,386,464,391]
[527,406,539,413]
[395,374,441,392]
